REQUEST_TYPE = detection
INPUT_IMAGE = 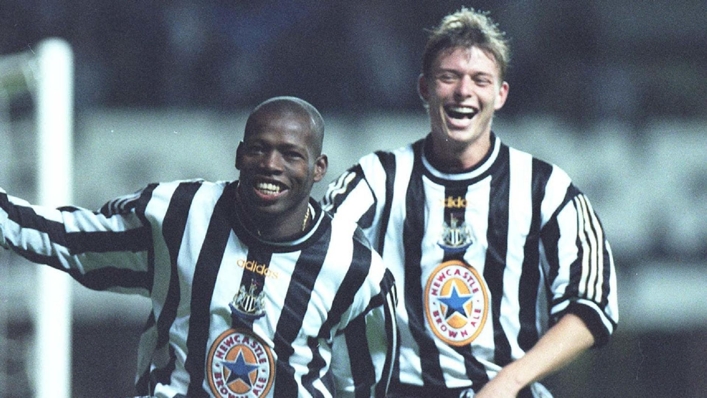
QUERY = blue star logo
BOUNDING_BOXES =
[222,350,259,386]
[437,282,472,319]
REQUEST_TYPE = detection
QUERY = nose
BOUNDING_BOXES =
[454,75,474,99]
[260,150,284,172]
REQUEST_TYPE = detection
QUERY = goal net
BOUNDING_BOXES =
[0,38,73,398]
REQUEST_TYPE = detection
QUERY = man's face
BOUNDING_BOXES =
[236,112,326,220]
[419,46,509,147]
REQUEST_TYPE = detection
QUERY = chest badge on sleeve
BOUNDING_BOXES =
[207,328,275,398]
[424,260,489,346]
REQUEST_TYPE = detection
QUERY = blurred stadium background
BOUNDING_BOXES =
[0,1,706,397]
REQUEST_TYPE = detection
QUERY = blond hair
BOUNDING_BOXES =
[422,7,510,81]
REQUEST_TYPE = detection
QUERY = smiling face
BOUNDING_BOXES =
[236,102,327,238]
[419,46,509,170]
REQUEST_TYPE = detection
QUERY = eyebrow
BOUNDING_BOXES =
[246,138,308,152]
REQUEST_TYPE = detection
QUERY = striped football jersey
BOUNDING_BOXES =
[0,180,397,398]
[321,134,618,392]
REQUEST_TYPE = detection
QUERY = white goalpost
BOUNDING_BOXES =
[0,38,74,398]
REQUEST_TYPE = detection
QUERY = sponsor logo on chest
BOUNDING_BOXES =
[207,329,275,398]
[424,260,489,346]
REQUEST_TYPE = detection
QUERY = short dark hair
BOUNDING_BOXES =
[245,96,325,155]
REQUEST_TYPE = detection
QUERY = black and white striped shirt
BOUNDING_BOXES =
[0,180,397,398]
[321,134,618,393]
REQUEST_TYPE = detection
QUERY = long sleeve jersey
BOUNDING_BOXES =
[0,179,398,398]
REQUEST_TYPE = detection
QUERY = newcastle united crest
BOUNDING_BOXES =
[437,214,473,253]
[230,280,266,320]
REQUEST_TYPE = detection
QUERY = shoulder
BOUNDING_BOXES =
[350,140,420,195]
[149,179,230,199]
[503,144,586,224]
[506,144,573,185]
[109,179,228,213]
[357,139,419,171]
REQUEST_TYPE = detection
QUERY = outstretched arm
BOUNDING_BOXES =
[475,313,594,398]
[0,185,154,293]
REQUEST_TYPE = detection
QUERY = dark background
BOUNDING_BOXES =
[1,0,705,124]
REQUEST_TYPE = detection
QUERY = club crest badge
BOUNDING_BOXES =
[207,328,275,398]
[424,260,489,346]
[230,280,266,320]
[437,215,473,253]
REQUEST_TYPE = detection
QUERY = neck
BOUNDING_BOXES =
[235,192,312,241]
[426,133,492,173]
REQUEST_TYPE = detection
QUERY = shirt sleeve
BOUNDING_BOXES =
[322,164,379,224]
[330,267,398,397]
[0,185,155,294]
[541,190,619,347]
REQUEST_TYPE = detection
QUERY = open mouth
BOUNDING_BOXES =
[444,105,477,119]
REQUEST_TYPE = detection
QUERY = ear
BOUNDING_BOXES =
[494,81,510,110]
[235,141,244,170]
[417,73,430,103]
[313,154,328,183]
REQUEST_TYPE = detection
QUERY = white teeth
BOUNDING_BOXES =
[256,182,281,194]
[448,106,475,115]
[445,105,477,120]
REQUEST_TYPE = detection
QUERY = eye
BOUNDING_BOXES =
[474,74,494,86]
[244,143,267,155]
[436,72,458,83]
[284,150,305,160]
